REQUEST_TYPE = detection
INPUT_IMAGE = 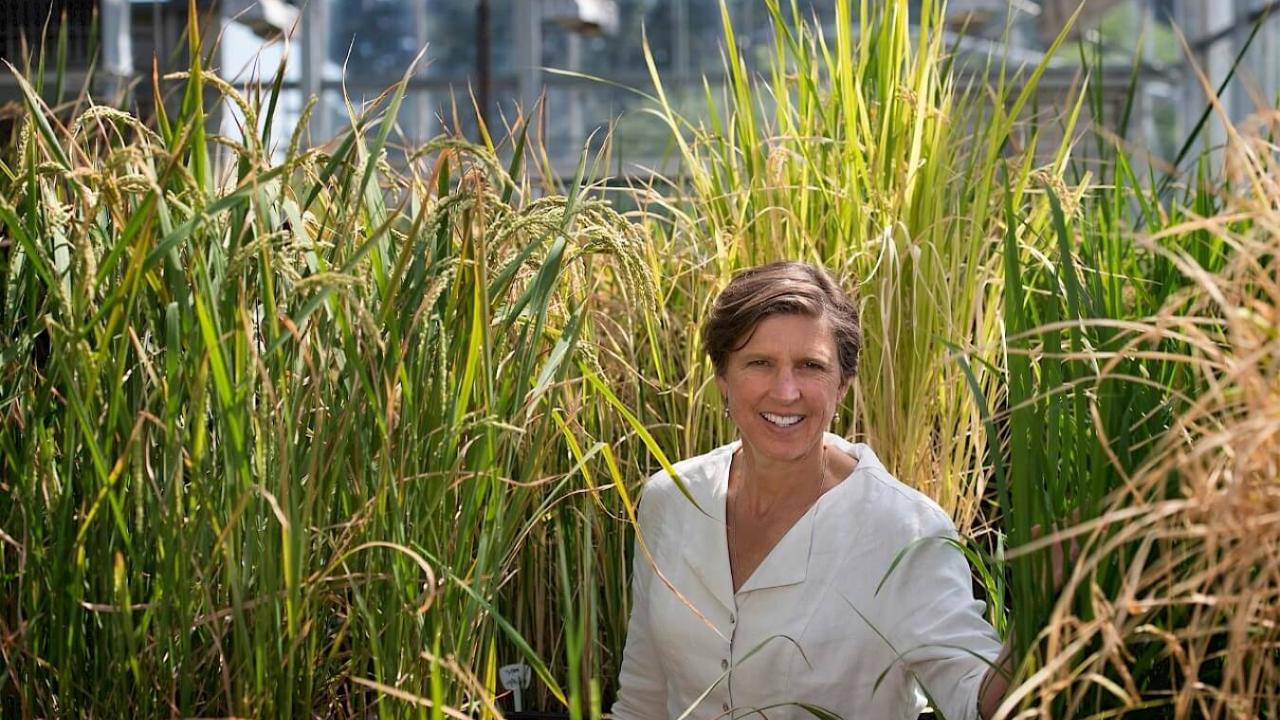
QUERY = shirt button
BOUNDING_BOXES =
[728,613,735,624]
[722,702,730,712]
[721,658,729,670]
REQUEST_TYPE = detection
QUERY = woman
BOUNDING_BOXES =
[612,262,1010,720]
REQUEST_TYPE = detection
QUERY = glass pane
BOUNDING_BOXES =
[489,2,516,75]
[568,0,675,78]
[221,83,305,162]
[546,0,834,80]
[687,0,738,73]
[1238,5,1280,112]
[484,80,521,132]
[607,83,683,161]
[326,0,423,82]
[0,0,96,68]
[541,21,572,71]
[540,84,578,166]
[428,88,485,139]
[425,0,480,78]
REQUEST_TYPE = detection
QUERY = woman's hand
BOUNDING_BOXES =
[978,517,1083,719]
[977,642,1013,719]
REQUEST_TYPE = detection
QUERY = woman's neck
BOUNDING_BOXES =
[732,443,827,517]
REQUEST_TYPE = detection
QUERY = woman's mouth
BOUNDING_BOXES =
[761,412,804,428]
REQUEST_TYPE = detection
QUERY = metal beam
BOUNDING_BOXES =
[100,0,134,102]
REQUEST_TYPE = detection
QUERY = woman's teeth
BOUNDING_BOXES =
[762,412,803,427]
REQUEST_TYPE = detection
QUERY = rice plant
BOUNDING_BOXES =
[0,7,652,715]
[960,33,1277,720]
[982,123,1278,716]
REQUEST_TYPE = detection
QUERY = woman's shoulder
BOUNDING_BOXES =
[634,442,733,538]
[827,436,956,539]
[643,442,734,494]
[859,468,956,537]
[638,441,735,515]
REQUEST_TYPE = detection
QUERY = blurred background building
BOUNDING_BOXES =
[2,0,1278,174]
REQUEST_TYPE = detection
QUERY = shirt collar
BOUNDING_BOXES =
[677,433,879,605]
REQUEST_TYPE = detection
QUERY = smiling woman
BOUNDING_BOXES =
[612,262,1008,720]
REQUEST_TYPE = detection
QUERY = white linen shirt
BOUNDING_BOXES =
[612,434,1001,720]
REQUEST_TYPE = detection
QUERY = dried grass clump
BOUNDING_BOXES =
[1017,127,1280,719]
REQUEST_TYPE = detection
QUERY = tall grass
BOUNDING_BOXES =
[959,31,1277,720]
[0,8,652,715]
[982,127,1279,716]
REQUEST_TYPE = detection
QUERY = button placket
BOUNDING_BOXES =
[725,599,739,715]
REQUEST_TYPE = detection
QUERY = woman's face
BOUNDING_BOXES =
[716,312,850,467]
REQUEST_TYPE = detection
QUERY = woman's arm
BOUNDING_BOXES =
[880,506,1002,720]
[977,642,1013,719]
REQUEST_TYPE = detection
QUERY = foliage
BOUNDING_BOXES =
[1,0,1277,718]
[957,28,1277,720]
[0,7,651,716]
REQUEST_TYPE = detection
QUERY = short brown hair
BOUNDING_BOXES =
[702,261,862,382]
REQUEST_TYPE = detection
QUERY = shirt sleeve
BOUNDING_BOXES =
[889,513,1003,720]
[611,486,670,720]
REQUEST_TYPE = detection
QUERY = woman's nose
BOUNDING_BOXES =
[771,369,800,400]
